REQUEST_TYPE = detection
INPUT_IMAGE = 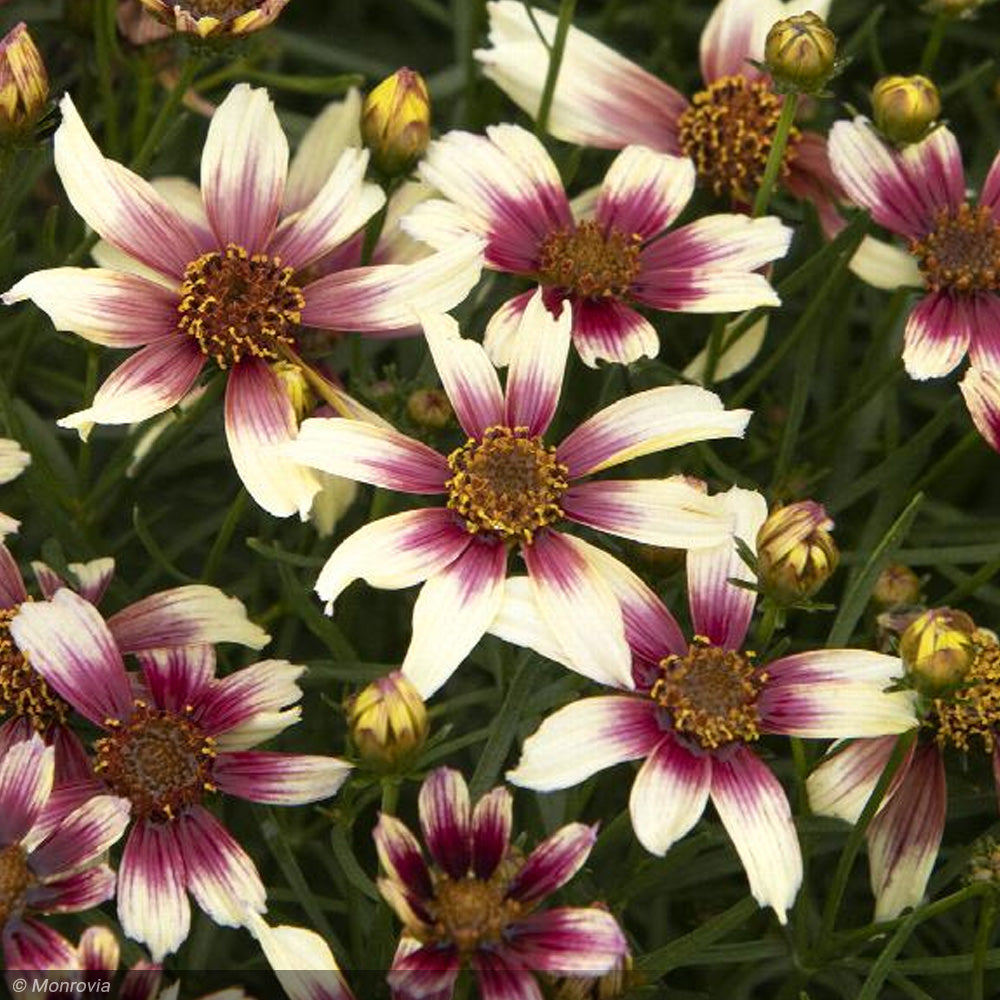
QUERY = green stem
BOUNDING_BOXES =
[911,429,980,495]
[752,94,798,218]
[973,894,997,1000]
[94,0,121,159]
[702,314,729,387]
[380,777,400,816]
[753,600,782,651]
[200,489,248,584]
[535,0,577,137]
[131,55,201,175]
[919,11,948,75]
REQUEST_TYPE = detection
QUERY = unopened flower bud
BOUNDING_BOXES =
[362,68,431,176]
[272,361,315,423]
[0,23,48,142]
[406,388,452,429]
[900,607,977,692]
[872,75,941,144]
[137,0,290,37]
[764,12,838,93]
[756,500,838,605]
[346,671,428,771]
[967,836,1000,886]
[872,564,923,610]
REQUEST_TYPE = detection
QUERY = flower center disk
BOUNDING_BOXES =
[910,204,1000,293]
[428,875,521,953]
[0,844,31,926]
[537,220,642,299]
[94,701,216,821]
[678,74,800,203]
[0,605,68,730]
[933,639,1000,752]
[177,243,304,369]
[651,639,765,749]
[446,426,569,542]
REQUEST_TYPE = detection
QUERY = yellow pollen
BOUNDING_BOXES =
[445,426,569,543]
[0,844,31,926]
[537,220,643,299]
[933,639,1000,753]
[424,873,523,954]
[177,243,305,370]
[910,204,1000,294]
[677,74,801,202]
[651,638,765,750]
[93,700,216,822]
[0,605,68,731]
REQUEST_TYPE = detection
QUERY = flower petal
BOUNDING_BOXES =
[3,917,78,971]
[26,865,117,914]
[506,908,627,974]
[212,751,352,805]
[418,767,472,879]
[137,645,217,713]
[374,813,433,901]
[29,793,130,876]
[0,542,27,607]
[570,298,660,368]
[400,537,507,698]
[683,313,768,384]
[508,696,660,791]
[700,0,781,82]
[961,366,1000,453]
[0,735,53,845]
[710,746,802,923]
[200,84,288,250]
[849,236,923,291]
[472,786,513,881]
[902,291,972,379]
[30,556,116,605]
[966,293,1000,371]
[629,736,711,856]
[11,589,133,726]
[483,290,534,367]
[389,940,461,999]
[508,822,596,906]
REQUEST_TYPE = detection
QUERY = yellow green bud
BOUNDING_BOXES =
[272,361,316,423]
[406,388,453,430]
[872,75,941,144]
[362,68,431,176]
[900,607,977,692]
[756,500,838,605]
[872,563,923,610]
[346,671,428,771]
[764,11,838,93]
[0,23,48,141]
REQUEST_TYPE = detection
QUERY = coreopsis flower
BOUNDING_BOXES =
[405,124,791,367]
[375,767,627,996]
[475,0,843,227]
[3,84,482,517]
[347,670,429,771]
[137,0,290,37]
[10,589,353,960]
[808,626,1000,919]
[492,486,919,921]
[825,119,1000,451]
[362,68,432,177]
[0,438,29,537]
[755,499,838,604]
[0,735,130,970]
[0,22,48,143]
[282,291,749,698]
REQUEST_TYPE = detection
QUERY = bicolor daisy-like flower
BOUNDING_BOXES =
[826,118,1000,453]
[0,438,29,538]
[10,589,353,960]
[404,124,791,367]
[137,0,290,38]
[475,0,842,227]
[3,84,482,517]
[375,767,627,997]
[808,628,1000,920]
[282,291,750,698]
[0,735,130,971]
[492,486,919,922]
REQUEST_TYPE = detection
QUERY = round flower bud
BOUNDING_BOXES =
[967,836,1000,886]
[0,23,49,142]
[900,607,977,692]
[764,11,838,93]
[872,75,941,144]
[346,671,428,771]
[872,563,923,610]
[406,388,453,430]
[362,68,431,177]
[756,500,839,605]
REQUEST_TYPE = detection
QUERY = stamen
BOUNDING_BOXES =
[933,638,1000,752]
[0,844,31,926]
[537,220,642,299]
[425,875,522,953]
[910,204,1000,294]
[0,605,69,730]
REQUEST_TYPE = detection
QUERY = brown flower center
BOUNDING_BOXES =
[910,204,1000,294]
[94,701,216,821]
[651,638,765,750]
[537,221,642,299]
[933,639,1000,752]
[678,74,801,203]
[446,426,569,543]
[0,844,31,926]
[177,0,259,16]
[426,875,523,954]
[177,244,304,370]
[0,606,69,731]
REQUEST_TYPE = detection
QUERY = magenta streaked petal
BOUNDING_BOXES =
[700,0,769,83]
[630,736,711,856]
[212,751,352,805]
[421,312,504,438]
[506,907,627,974]
[507,822,596,906]
[687,485,767,650]
[869,744,946,921]
[471,786,513,880]
[195,658,303,741]
[570,298,660,368]
[286,417,449,494]
[118,820,191,962]
[400,535,507,699]
[472,948,543,1000]
[961,366,1000,453]
[783,130,846,239]
[982,148,1000,219]
[41,556,116,605]
[388,940,461,999]
[77,925,120,973]
[483,289,535,367]
[25,778,104,850]
[374,813,433,900]
[29,793,130,876]
[419,767,472,879]
[25,864,116,913]
[902,291,972,379]
[966,294,1000,370]
[509,696,661,791]
[0,542,26,606]
[710,746,802,924]
[0,735,53,845]
[200,84,287,251]
[224,358,321,519]
[3,917,78,971]
[137,645,216,714]
[119,966,163,1000]
[58,337,205,438]
[10,590,133,726]
[178,805,266,928]
[378,877,435,937]
[899,123,966,216]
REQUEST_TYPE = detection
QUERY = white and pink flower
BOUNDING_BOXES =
[492,486,919,922]
[0,438,29,538]
[282,291,750,698]
[375,767,627,997]
[404,124,791,366]
[9,589,353,961]
[3,84,482,517]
